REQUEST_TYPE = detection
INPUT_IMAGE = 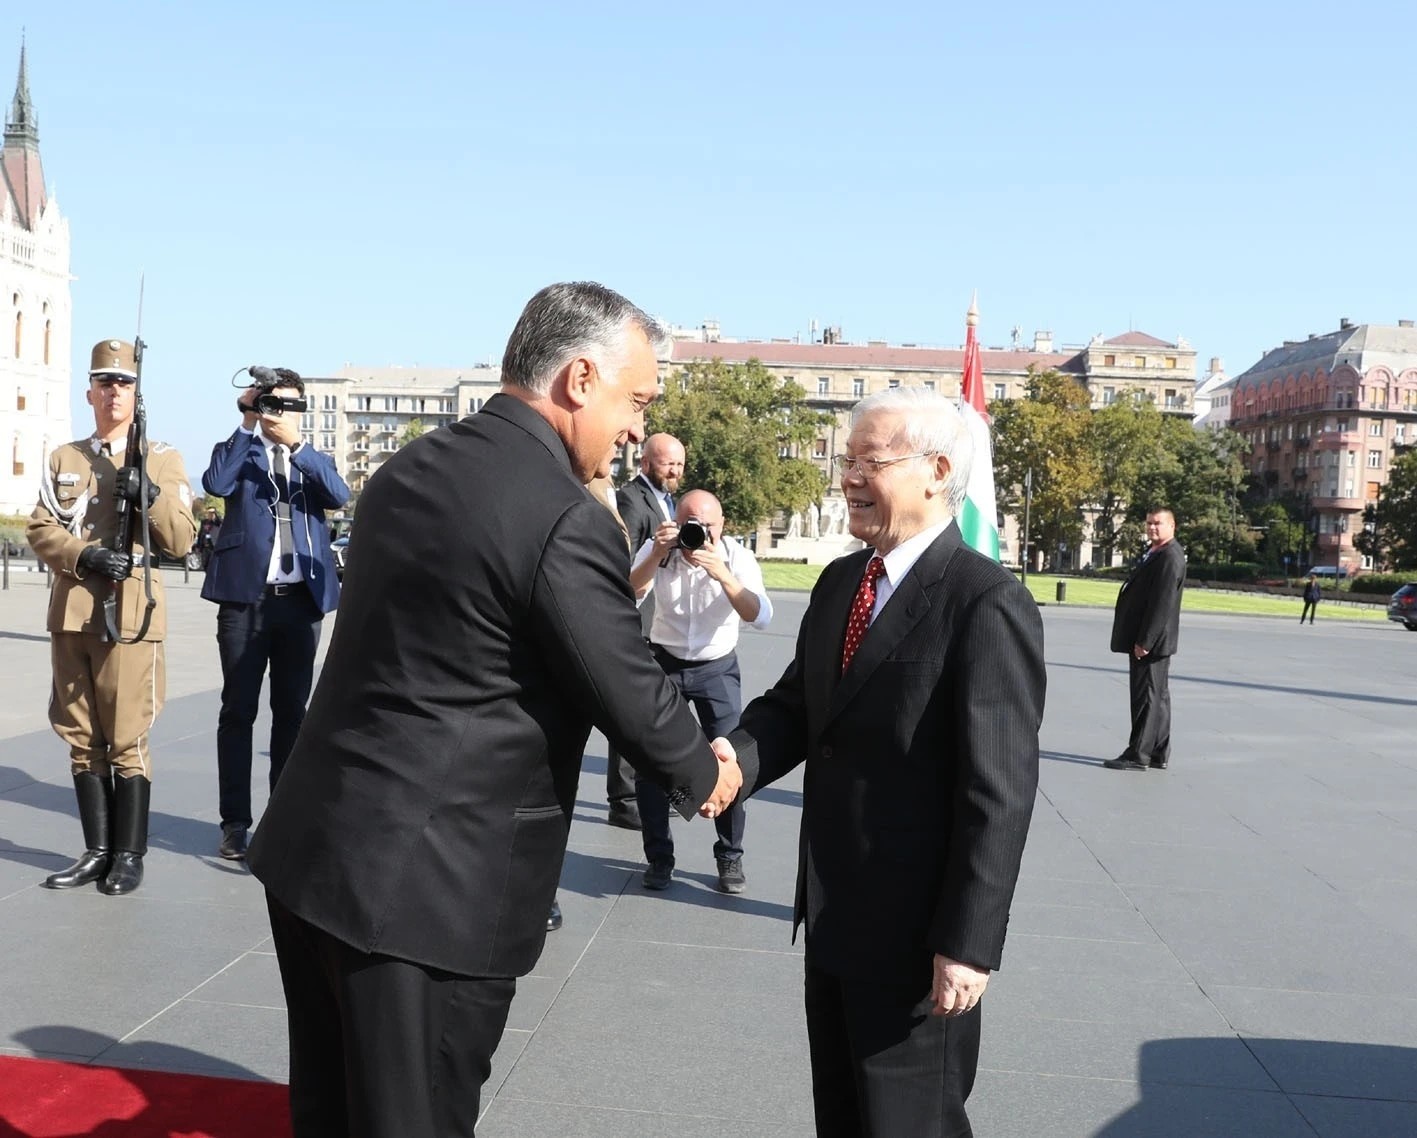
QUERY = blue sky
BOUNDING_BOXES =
[14,1,1417,466]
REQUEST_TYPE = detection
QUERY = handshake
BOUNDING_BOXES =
[698,736,742,819]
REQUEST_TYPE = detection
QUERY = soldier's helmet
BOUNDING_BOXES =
[89,339,138,380]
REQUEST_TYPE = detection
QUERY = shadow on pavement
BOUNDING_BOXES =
[1094,1037,1417,1135]
[1049,661,1417,708]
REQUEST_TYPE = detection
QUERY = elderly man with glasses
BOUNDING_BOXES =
[726,386,1046,1138]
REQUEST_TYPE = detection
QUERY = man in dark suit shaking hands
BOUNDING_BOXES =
[1104,507,1186,772]
[248,283,741,1138]
[725,386,1045,1138]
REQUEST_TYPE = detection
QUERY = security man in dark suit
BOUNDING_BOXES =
[1105,507,1186,772]
[607,431,685,828]
[725,387,1045,1138]
[247,282,741,1137]
[200,368,350,858]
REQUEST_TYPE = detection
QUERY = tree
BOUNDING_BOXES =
[990,368,1097,568]
[398,418,427,448]
[647,359,831,532]
[1356,448,1417,569]
[1086,394,1168,562]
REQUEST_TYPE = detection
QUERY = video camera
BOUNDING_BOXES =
[239,365,308,415]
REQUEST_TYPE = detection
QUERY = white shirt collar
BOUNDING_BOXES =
[874,518,952,590]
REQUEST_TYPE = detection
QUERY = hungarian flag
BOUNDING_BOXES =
[958,296,1001,560]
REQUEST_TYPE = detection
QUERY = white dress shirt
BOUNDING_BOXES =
[238,425,305,585]
[869,519,952,624]
[632,534,774,661]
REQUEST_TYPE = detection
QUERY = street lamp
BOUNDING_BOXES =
[1021,467,1033,583]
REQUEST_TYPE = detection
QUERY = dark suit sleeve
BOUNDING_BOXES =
[730,567,837,796]
[616,483,658,552]
[933,578,1045,971]
[1137,544,1185,652]
[202,430,259,498]
[290,445,351,511]
[531,496,720,818]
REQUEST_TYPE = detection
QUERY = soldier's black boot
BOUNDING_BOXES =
[100,775,151,896]
[42,772,113,889]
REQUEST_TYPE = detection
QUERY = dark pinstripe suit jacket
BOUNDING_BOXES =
[732,522,1045,981]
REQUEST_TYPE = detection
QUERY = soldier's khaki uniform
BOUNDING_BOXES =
[27,436,196,777]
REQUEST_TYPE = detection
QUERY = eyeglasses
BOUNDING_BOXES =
[831,452,936,479]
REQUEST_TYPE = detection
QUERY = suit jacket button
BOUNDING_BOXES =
[821,746,833,759]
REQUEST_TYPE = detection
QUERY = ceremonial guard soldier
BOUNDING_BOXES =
[27,338,196,895]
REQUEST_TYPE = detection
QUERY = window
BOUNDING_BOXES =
[323,394,338,410]
[852,378,865,397]
[887,378,900,389]
[354,396,371,411]
[993,383,1006,400]
[1337,418,1351,433]
[383,396,396,412]
[354,415,369,430]
[1133,356,1146,367]
[43,319,50,365]
[15,388,24,411]
[301,413,315,431]
[322,432,336,449]
[13,311,20,358]
[1368,450,1383,468]
[1348,451,1357,467]
[817,377,829,396]
[1397,423,1407,441]
[922,380,935,392]
[384,418,397,433]
[813,438,827,458]
[1102,387,1116,406]
[11,438,21,477]
[1165,357,1177,368]
[1103,354,1116,366]
[1369,420,1383,436]
[322,413,337,430]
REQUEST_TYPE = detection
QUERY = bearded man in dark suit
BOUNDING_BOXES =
[248,282,741,1138]
[725,387,1046,1138]
[1104,507,1186,772]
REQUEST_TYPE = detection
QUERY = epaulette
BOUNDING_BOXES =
[150,440,172,454]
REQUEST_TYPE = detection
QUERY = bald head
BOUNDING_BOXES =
[676,489,722,528]
[641,433,685,494]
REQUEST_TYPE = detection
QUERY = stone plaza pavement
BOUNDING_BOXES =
[0,569,1415,1137]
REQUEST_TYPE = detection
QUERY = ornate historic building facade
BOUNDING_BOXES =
[0,43,70,515]
[1230,319,1417,575]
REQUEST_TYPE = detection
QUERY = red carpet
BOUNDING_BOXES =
[0,1054,291,1138]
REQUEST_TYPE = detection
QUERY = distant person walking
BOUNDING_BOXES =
[1104,507,1186,773]
[1300,574,1321,625]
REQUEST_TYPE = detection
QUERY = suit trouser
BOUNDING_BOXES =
[215,589,323,830]
[49,632,165,778]
[1300,600,1317,623]
[637,647,745,864]
[1127,654,1171,767]
[266,894,516,1138]
[804,960,981,1138]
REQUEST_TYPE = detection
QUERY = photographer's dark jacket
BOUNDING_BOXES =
[200,428,349,613]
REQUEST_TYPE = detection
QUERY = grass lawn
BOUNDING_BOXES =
[759,562,1390,623]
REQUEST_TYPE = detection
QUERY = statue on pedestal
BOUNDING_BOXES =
[806,502,820,539]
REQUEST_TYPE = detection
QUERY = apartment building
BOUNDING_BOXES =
[1230,319,1417,575]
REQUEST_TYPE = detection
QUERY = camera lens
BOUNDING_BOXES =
[677,520,708,551]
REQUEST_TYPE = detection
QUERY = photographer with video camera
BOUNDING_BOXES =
[200,366,350,860]
[627,489,772,894]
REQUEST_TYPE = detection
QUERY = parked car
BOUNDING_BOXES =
[1387,584,1417,630]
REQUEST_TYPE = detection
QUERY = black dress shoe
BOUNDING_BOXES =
[218,826,249,860]
[546,899,563,932]
[1102,756,1148,771]
[642,859,673,890]
[607,803,642,831]
[1150,759,1169,770]
[715,858,747,894]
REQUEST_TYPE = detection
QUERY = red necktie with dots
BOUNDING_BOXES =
[841,555,886,673]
